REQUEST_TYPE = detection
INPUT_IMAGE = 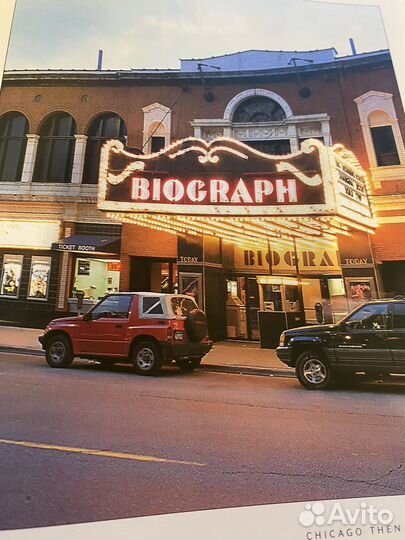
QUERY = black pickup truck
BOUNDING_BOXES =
[276,299,405,390]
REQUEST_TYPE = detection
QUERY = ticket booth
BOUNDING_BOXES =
[257,276,306,348]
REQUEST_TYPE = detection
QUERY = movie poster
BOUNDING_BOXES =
[0,254,23,297]
[27,256,51,300]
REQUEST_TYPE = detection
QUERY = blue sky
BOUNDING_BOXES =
[6,0,387,70]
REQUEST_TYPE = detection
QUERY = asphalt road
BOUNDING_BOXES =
[0,351,404,531]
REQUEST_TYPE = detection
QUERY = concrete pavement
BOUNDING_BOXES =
[0,325,293,377]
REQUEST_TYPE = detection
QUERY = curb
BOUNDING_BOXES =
[0,346,44,357]
[201,364,295,378]
[0,346,295,378]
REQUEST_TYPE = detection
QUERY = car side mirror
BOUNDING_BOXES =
[82,312,92,322]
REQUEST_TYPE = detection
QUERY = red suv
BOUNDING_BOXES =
[39,293,212,375]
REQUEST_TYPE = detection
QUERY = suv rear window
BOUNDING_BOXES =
[171,297,197,318]
[142,297,164,315]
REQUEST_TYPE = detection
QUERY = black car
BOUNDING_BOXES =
[276,298,405,390]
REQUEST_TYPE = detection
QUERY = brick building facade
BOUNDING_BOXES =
[0,48,403,338]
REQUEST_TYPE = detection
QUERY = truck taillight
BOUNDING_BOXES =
[174,331,184,341]
[167,325,173,341]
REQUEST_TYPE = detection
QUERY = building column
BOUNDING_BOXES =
[20,134,40,183]
[71,134,87,184]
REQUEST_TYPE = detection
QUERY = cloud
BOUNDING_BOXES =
[5,0,387,70]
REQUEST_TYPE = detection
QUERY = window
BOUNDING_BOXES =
[151,136,165,153]
[345,303,389,330]
[0,112,29,182]
[142,296,164,315]
[171,297,197,318]
[392,304,405,329]
[232,97,286,123]
[245,139,291,155]
[354,92,405,171]
[91,294,132,319]
[33,113,76,183]
[83,113,127,184]
[370,126,400,166]
[72,258,121,300]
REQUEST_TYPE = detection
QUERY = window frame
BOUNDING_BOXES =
[370,125,400,167]
[82,113,127,184]
[89,294,133,320]
[343,302,391,331]
[33,112,77,183]
[0,112,29,182]
[392,303,405,330]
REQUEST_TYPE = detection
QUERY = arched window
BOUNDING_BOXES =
[33,112,76,183]
[0,112,29,182]
[83,113,127,184]
[232,97,286,123]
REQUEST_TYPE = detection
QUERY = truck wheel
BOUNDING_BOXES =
[176,357,202,372]
[45,334,74,368]
[131,341,162,376]
[296,350,332,390]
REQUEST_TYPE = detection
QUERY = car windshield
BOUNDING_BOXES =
[170,297,198,318]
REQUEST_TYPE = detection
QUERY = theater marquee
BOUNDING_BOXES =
[98,137,376,243]
[99,138,337,215]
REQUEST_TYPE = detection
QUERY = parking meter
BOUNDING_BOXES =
[314,302,324,324]
[75,290,85,314]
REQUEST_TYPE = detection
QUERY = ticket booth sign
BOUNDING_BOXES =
[98,138,337,217]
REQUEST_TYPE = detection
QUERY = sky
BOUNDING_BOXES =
[5,0,388,71]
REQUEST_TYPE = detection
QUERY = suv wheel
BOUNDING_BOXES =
[131,341,162,376]
[185,309,208,342]
[176,357,202,372]
[296,350,332,390]
[45,334,74,368]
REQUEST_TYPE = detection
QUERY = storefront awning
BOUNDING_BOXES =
[51,235,121,254]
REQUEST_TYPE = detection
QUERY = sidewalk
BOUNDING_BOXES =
[0,325,293,378]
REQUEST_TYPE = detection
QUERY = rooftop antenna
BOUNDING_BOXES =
[97,49,103,70]
[349,38,357,56]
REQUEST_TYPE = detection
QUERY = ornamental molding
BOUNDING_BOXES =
[354,90,393,105]
[370,165,405,182]
[202,128,224,140]
[233,126,290,139]
[142,102,170,114]
[297,123,322,137]
[223,89,293,122]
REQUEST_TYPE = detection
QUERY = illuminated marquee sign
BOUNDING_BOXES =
[98,138,337,216]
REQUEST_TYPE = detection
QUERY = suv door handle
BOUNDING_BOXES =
[115,324,123,328]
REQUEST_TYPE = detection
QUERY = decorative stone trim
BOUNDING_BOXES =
[20,134,40,183]
[142,102,171,153]
[354,90,405,170]
[202,128,224,140]
[71,134,88,184]
[223,89,293,121]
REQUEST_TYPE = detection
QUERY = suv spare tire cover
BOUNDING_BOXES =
[185,309,208,342]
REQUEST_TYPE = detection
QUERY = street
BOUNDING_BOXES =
[0,351,404,531]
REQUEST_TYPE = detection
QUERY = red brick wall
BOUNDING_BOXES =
[371,223,405,262]
[1,61,403,162]
[119,224,177,290]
